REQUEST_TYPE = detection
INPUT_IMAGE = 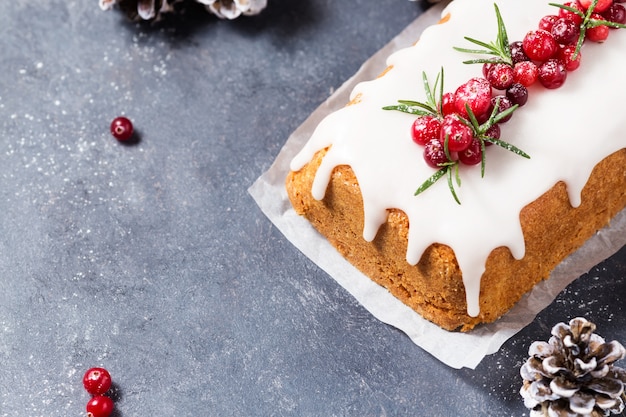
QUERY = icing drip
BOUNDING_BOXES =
[290,0,626,317]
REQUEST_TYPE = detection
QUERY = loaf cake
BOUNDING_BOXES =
[286,0,626,331]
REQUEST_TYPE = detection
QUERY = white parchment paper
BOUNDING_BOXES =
[248,2,626,369]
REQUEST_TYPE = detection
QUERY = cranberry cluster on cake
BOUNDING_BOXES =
[384,0,626,203]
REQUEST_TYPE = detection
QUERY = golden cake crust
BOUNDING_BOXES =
[286,147,626,331]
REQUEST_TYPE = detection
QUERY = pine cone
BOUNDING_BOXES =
[198,0,268,19]
[98,0,267,21]
[99,0,178,20]
[520,317,626,417]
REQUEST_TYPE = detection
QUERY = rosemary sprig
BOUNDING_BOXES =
[550,0,626,59]
[453,4,512,65]
[382,68,444,117]
[461,100,530,178]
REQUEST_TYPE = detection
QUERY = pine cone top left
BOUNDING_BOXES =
[99,0,268,21]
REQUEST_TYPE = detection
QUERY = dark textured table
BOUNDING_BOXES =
[1,1,625,416]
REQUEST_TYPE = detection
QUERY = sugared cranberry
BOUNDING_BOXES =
[487,63,515,90]
[411,115,442,146]
[110,116,134,141]
[423,138,451,168]
[458,138,483,166]
[483,123,501,144]
[489,96,514,123]
[559,2,585,25]
[86,395,114,417]
[83,368,112,396]
[603,3,626,25]
[586,15,610,42]
[482,60,498,78]
[510,41,529,64]
[523,30,558,62]
[440,92,457,116]
[557,44,582,71]
[579,0,613,13]
[475,110,491,125]
[506,83,529,107]
[538,59,567,89]
[439,114,474,152]
[454,77,493,119]
[513,61,539,86]
[551,17,580,45]
[538,15,559,32]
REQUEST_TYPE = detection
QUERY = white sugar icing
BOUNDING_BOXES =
[290,0,626,317]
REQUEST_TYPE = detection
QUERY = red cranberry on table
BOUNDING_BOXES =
[83,367,112,396]
[110,116,134,141]
[86,395,114,417]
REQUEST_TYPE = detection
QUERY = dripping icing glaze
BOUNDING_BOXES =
[289,0,626,317]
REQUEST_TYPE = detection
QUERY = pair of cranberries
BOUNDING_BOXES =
[83,367,114,417]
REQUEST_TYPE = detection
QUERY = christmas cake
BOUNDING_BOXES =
[286,0,626,331]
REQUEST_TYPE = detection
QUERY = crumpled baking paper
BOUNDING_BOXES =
[248,1,626,369]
